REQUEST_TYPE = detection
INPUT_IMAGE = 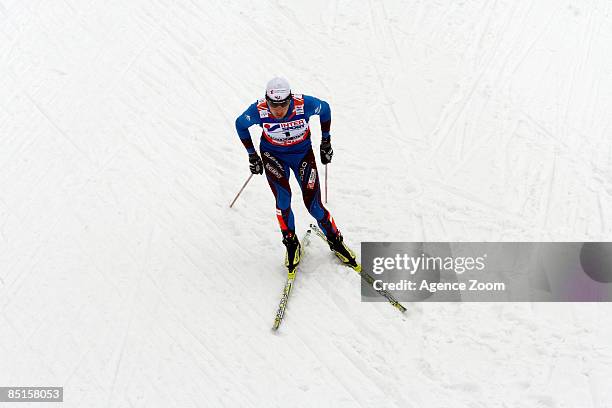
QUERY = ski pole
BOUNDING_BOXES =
[325,164,328,204]
[229,174,254,208]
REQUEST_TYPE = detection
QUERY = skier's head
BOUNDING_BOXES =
[265,77,291,118]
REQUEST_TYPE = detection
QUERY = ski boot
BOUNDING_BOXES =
[282,232,301,277]
[326,232,360,271]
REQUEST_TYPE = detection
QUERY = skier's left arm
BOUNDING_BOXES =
[304,95,333,164]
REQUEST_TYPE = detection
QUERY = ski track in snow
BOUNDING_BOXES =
[1,0,612,407]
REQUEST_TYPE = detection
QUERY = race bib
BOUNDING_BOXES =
[263,119,309,146]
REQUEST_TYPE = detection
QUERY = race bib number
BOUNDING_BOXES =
[263,119,309,146]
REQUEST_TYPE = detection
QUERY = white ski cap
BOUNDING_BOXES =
[265,77,291,101]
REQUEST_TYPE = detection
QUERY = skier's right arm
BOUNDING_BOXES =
[235,103,263,174]
[235,103,260,155]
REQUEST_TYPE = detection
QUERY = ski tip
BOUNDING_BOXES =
[394,303,407,313]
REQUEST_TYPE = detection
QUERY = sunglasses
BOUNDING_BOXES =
[266,94,291,108]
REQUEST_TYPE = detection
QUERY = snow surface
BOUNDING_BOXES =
[1,0,612,407]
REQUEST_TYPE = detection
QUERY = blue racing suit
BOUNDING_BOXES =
[235,94,338,238]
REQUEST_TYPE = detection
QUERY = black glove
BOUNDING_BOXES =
[249,153,263,175]
[320,139,333,164]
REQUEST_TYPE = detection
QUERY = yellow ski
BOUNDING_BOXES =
[309,224,406,313]
[272,229,312,331]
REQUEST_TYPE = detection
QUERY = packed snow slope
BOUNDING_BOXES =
[1,0,612,407]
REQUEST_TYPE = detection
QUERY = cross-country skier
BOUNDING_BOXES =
[235,77,357,273]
